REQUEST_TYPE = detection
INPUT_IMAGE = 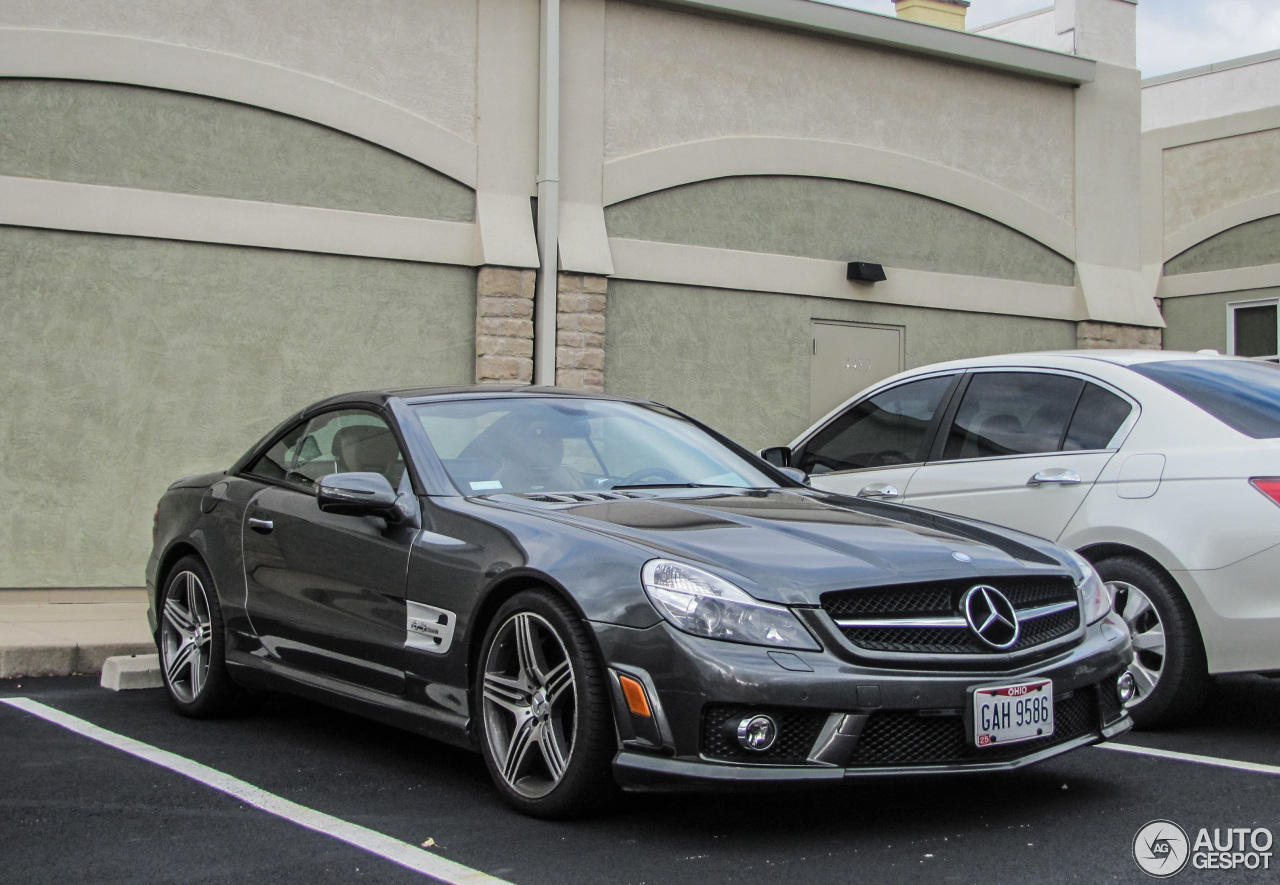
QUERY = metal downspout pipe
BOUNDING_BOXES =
[533,0,560,386]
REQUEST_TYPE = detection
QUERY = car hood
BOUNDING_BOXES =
[485,488,1076,607]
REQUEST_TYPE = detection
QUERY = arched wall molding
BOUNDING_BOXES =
[1143,106,1280,266]
[1163,191,1280,262]
[0,28,477,189]
[0,175,483,266]
[602,136,1077,260]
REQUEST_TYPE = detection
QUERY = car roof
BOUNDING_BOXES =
[306,385,651,413]
[909,349,1250,373]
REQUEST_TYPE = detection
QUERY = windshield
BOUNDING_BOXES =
[412,397,778,495]
[1128,359,1280,439]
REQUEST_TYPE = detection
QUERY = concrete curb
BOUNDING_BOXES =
[0,601,154,678]
[0,641,156,679]
[100,654,164,691]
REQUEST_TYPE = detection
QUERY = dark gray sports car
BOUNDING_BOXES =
[147,386,1134,817]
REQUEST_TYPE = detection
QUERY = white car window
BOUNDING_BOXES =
[797,376,953,474]
[941,372,1082,460]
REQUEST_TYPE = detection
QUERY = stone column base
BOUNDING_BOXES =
[1076,321,1162,350]
[556,273,607,391]
[475,266,536,384]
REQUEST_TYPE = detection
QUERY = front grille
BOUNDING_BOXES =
[701,705,828,764]
[848,688,1098,767]
[821,576,1080,656]
[1097,678,1126,725]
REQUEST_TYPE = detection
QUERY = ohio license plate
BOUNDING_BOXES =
[972,679,1054,747]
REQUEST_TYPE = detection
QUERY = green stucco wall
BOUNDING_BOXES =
[1161,288,1280,353]
[605,280,1077,450]
[604,176,1074,285]
[0,79,475,221]
[0,226,476,588]
[1165,214,1280,276]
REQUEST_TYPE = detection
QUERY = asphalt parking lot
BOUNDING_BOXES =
[2,674,1278,885]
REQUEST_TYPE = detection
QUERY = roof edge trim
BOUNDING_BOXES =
[637,0,1096,85]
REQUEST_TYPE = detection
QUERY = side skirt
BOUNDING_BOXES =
[225,656,477,753]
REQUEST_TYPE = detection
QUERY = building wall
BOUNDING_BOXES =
[604,176,1074,285]
[1161,288,1280,354]
[602,2,1078,224]
[0,79,475,221]
[0,0,1160,592]
[0,227,475,588]
[1165,214,1280,276]
[0,0,479,139]
[1145,54,1280,354]
[606,280,1076,451]
[0,2,485,589]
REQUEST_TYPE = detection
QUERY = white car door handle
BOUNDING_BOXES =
[1028,469,1081,486]
[248,517,274,534]
[858,483,901,499]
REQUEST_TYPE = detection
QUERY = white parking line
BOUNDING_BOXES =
[1098,741,1280,776]
[1,697,514,885]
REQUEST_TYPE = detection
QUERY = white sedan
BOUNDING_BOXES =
[764,350,1280,728]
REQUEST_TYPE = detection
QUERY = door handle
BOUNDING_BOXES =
[1027,469,1081,486]
[857,483,900,499]
[248,517,275,534]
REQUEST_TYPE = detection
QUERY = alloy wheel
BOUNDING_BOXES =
[481,612,577,799]
[161,570,213,704]
[1107,579,1166,706]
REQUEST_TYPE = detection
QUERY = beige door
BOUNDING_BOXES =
[810,320,904,423]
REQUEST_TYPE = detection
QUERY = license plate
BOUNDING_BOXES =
[972,679,1054,747]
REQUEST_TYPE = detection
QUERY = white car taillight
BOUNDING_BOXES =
[1250,477,1280,507]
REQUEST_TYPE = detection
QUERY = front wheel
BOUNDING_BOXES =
[158,555,240,717]
[476,590,617,818]
[1096,555,1210,729]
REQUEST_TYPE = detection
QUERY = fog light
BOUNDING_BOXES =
[736,715,778,752]
[1117,672,1136,704]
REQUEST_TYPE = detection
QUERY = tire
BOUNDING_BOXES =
[157,555,241,718]
[1095,555,1210,729]
[475,589,617,818]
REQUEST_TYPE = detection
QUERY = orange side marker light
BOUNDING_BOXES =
[618,675,652,718]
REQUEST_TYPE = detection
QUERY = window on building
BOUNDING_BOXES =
[1228,299,1279,362]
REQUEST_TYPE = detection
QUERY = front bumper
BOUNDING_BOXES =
[591,616,1133,791]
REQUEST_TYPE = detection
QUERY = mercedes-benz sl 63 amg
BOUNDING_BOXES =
[147,387,1133,817]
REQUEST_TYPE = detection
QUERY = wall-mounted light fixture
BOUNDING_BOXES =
[847,262,887,283]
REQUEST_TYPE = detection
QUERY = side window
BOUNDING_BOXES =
[245,423,306,482]
[797,376,954,474]
[290,409,406,490]
[941,372,1084,461]
[1064,383,1132,450]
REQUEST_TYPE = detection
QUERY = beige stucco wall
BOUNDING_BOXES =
[1161,288,1280,354]
[604,176,1074,285]
[0,0,478,141]
[603,1,1077,223]
[1163,129,1280,233]
[606,280,1077,450]
[1165,214,1280,276]
[0,227,476,588]
[0,79,475,221]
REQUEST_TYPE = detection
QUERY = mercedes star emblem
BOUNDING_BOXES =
[963,585,1020,649]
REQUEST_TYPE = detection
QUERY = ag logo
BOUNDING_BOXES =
[1134,820,1190,877]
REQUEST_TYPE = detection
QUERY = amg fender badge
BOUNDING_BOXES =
[406,601,456,655]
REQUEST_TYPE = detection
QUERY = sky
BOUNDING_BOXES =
[825,0,1280,78]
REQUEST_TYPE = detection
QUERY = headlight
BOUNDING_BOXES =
[1067,550,1111,625]
[641,559,820,651]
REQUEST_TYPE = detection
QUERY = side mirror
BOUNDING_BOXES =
[317,472,400,519]
[759,446,792,468]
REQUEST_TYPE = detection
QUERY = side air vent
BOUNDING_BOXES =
[511,491,659,504]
